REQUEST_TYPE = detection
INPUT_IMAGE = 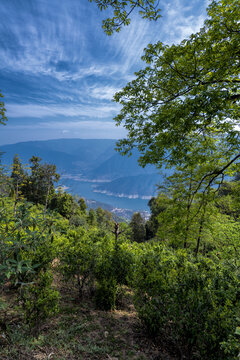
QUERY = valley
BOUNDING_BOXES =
[0,138,165,216]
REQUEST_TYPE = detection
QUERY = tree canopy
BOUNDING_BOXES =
[114,0,240,186]
[89,0,161,35]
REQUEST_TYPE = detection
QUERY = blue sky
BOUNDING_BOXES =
[0,0,209,145]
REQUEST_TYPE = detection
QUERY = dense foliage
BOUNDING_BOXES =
[134,245,239,359]
[0,154,239,358]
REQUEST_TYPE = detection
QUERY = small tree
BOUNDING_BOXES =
[49,189,75,219]
[41,163,60,214]
[130,212,146,242]
[96,207,113,229]
[78,197,87,214]
[87,208,96,226]
[146,194,170,240]
[24,157,59,210]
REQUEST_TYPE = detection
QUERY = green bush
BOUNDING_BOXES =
[133,245,240,360]
[69,214,86,227]
[59,228,97,297]
[95,278,117,310]
[20,270,59,331]
[93,235,135,309]
[0,201,56,287]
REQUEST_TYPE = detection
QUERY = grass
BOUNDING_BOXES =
[0,279,174,360]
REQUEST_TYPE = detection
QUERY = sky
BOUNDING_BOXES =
[0,0,209,145]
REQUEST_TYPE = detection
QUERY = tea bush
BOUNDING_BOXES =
[59,228,97,297]
[20,270,59,331]
[133,245,240,359]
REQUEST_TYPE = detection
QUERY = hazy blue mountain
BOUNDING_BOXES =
[93,174,162,198]
[1,141,79,173]
[87,149,158,180]
[0,139,116,174]
[36,138,116,165]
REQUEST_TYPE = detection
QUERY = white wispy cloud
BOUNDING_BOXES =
[7,119,119,130]
[0,0,208,82]
[89,85,121,101]
[0,0,100,79]
[109,17,152,72]
[160,0,207,44]
[6,102,120,119]
[103,0,208,76]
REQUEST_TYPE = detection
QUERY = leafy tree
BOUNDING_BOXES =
[78,197,87,214]
[50,189,75,219]
[96,206,113,229]
[129,212,146,242]
[87,208,97,226]
[24,156,42,203]
[0,163,10,197]
[42,163,60,214]
[59,228,94,298]
[207,211,240,259]
[93,233,134,310]
[96,206,107,226]
[0,92,8,194]
[146,194,170,239]
[89,0,161,35]
[158,161,218,251]
[24,156,60,210]
[0,200,57,288]
[114,0,240,190]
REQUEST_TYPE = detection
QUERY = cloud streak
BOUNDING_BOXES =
[6,119,121,131]
[0,0,209,144]
[6,102,120,119]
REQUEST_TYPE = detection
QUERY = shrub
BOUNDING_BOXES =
[20,270,59,332]
[95,278,117,310]
[59,229,97,295]
[93,236,135,309]
[133,245,240,360]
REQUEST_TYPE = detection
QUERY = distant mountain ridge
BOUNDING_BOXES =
[93,174,161,199]
[0,139,116,173]
[0,138,164,205]
[87,149,157,180]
